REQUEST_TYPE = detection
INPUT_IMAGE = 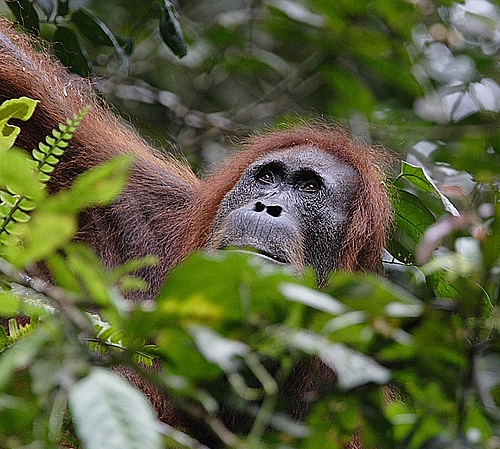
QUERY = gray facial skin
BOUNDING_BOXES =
[210,147,360,284]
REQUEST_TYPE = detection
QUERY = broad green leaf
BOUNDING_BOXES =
[326,271,423,319]
[0,290,18,316]
[42,155,132,214]
[400,161,459,216]
[156,327,221,380]
[1,212,76,266]
[0,97,38,153]
[72,8,115,46]
[323,67,376,116]
[189,325,249,372]
[0,149,45,202]
[389,189,436,264]
[69,368,162,449]
[275,328,391,389]
[154,251,302,334]
[0,328,49,390]
[64,244,116,308]
[279,282,347,315]
[267,0,326,27]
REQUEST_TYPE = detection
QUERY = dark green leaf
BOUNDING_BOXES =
[71,9,130,71]
[5,0,40,35]
[72,8,114,46]
[116,35,134,56]
[56,0,69,17]
[159,1,187,58]
[400,162,459,216]
[274,328,391,389]
[53,26,92,77]
[389,189,436,264]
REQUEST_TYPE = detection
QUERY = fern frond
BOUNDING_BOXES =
[0,192,34,239]
[32,105,91,181]
[0,106,90,242]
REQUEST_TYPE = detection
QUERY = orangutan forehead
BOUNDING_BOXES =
[256,146,358,178]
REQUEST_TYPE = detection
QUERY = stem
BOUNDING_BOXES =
[246,352,278,442]
[0,194,24,235]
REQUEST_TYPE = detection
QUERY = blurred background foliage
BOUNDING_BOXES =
[1,0,499,180]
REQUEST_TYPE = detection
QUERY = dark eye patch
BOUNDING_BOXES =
[295,169,322,193]
[255,162,284,185]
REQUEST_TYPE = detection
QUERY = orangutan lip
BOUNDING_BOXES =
[224,248,288,265]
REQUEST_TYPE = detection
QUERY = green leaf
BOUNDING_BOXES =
[189,325,249,372]
[0,97,38,153]
[323,66,376,116]
[71,8,130,71]
[69,368,162,449]
[0,328,50,390]
[400,162,459,216]
[389,189,436,264]
[0,149,45,201]
[53,26,92,77]
[154,251,300,334]
[64,244,115,307]
[1,211,77,266]
[275,328,391,389]
[156,327,221,380]
[43,155,132,214]
[0,290,19,317]
[326,271,423,320]
[159,1,187,58]
[56,0,69,17]
[72,8,115,46]
[5,0,40,35]
[279,282,347,315]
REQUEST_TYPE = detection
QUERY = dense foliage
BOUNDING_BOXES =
[0,1,498,448]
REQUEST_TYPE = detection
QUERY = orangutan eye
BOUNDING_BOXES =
[257,170,275,185]
[299,178,320,193]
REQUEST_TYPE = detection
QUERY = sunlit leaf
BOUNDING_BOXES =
[42,155,132,214]
[0,97,38,153]
[69,368,162,449]
[1,212,76,266]
[0,149,44,202]
[279,282,347,315]
[189,325,249,372]
[277,328,391,389]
